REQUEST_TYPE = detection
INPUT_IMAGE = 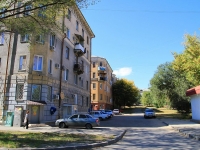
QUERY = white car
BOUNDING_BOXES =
[113,109,119,115]
[89,111,109,120]
[144,109,156,118]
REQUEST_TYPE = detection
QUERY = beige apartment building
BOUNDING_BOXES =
[91,57,113,110]
[0,5,94,125]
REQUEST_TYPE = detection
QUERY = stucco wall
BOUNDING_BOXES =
[191,94,200,120]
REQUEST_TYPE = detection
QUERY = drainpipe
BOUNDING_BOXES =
[58,11,66,119]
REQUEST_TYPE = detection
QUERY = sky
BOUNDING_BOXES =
[81,0,200,89]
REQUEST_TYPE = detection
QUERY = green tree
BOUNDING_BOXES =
[150,62,192,113]
[112,78,140,108]
[172,34,200,86]
[141,91,153,106]
[0,0,99,34]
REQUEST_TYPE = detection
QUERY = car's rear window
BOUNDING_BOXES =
[146,109,154,112]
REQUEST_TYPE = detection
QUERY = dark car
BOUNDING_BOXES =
[55,114,100,129]
[144,109,156,118]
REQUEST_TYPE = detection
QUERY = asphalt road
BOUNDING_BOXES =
[95,113,200,150]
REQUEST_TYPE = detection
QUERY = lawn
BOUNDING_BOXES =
[122,106,191,119]
[0,131,114,148]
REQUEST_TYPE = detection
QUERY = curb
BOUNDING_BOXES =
[162,121,200,141]
[0,130,127,150]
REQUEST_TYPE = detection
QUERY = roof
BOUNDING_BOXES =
[186,85,200,96]
[27,100,47,105]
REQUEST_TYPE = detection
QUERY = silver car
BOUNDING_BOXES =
[144,109,156,118]
[55,114,100,129]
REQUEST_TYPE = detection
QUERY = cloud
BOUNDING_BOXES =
[113,67,132,77]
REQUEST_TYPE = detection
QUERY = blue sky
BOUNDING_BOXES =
[81,0,200,89]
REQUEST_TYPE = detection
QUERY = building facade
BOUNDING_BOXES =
[0,5,94,125]
[91,57,113,110]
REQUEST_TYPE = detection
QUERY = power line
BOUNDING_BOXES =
[81,9,200,14]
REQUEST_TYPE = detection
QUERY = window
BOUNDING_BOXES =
[70,114,78,119]
[19,56,26,70]
[86,81,88,90]
[24,5,32,16]
[82,29,84,38]
[67,28,70,39]
[100,62,102,66]
[21,34,29,43]
[50,34,55,49]
[100,83,102,89]
[33,55,43,71]
[66,47,69,59]
[0,8,6,18]
[93,72,95,78]
[100,94,102,100]
[48,59,52,74]
[81,79,83,87]
[79,114,86,118]
[67,9,71,21]
[87,50,89,59]
[93,94,95,100]
[0,58,1,67]
[38,5,46,18]
[80,96,83,106]
[65,69,69,81]
[0,32,4,45]
[36,34,44,44]
[16,2,21,18]
[86,97,89,107]
[47,86,52,101]
[85,65,88,75]
[74,74,78,84]
[76,21,79,31]
[16,84,24,100]
[87,36,89,45]
[93,83,96,89]
[31,84,41,100]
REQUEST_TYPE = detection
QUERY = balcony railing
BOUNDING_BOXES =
[99,77,107,81]
[73,62,84,75]
[74,43,85,57]
[98,66,106,74]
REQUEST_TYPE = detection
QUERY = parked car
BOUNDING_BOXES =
[89,111,109,120]
[144,109,156,118]
[113,109,120,115]
[104,110,114,118]
[55,114,100,129]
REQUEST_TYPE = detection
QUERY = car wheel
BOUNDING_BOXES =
[59,122,66,128]
[85,123,92,129]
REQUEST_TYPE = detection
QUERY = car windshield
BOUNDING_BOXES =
[145,109,154,112]
[105,110,111,112]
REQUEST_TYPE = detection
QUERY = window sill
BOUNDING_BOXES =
[18,69,26,72]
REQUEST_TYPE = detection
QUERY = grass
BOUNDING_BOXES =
[122,106,192,119]
[0,131,114,148]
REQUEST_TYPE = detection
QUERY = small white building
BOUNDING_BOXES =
[186,85,200,122]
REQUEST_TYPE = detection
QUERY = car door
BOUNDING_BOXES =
[79,114,88,126]
[67,114,78,126]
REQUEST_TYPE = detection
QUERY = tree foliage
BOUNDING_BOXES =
[0,0,100,34]
[141,91,153,106]
[150,62,192,113]
[112,78,140,108]
[172,34,200,86]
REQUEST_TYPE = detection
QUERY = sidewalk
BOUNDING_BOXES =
[0,125,126,150]
[160,118,200,141]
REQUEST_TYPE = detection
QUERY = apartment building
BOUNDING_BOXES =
[0,5,94,125]
[91,57,113,110]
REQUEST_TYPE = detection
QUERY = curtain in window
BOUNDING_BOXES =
[0,32,4,44]
[19,56,23,70]
[38,57,42,70]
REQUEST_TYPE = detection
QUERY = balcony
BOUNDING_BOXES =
[73,63,84,75]
[99,77,107,81]
[74,43,86,57]
[98,66,106,74]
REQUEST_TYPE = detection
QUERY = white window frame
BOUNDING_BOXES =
[16,84,24,100]
[19,55,26,71]
[74,74,78,85]
[76,21,79,31]
[0,32,4,45]
[50,34,56,47]
[66,47,69,59]
[21,34,29,43]
[31,84,41,100]
[33,55,43,71]
[67,9,71,21]
[93,83,96,89]
[24,5,32,16]
[36,34,44,44]
[65,69,69,81]
[67,28,70,39]
[48,59,52,74]
[0,8,6,18]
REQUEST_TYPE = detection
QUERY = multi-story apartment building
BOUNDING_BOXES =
[91,57,113,110]
[0,5,94,125]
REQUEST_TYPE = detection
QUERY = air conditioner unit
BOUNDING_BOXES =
[55,63,60,69]
[50,46,55,51]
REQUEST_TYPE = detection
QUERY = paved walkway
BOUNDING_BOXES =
[0,118,200,149]
[160,118,200,141]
